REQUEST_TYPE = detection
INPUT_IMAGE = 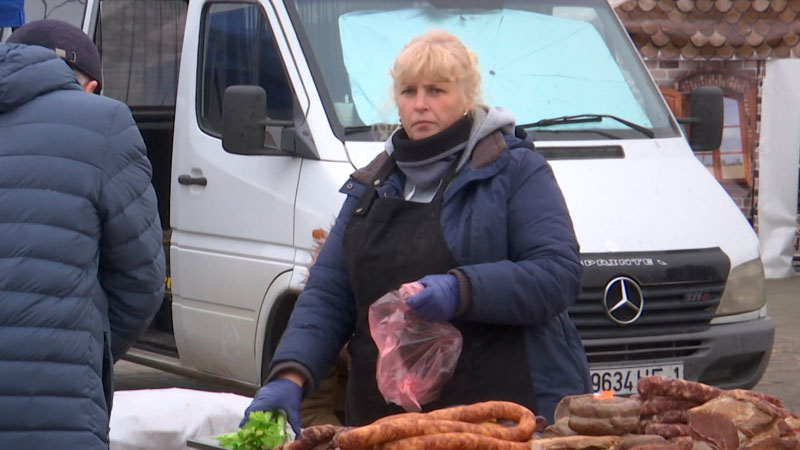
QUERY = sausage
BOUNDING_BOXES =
[336,401,535,449]
[553,395,576,422]
[531,435,623,450]
[309,443,333,450]
[620,434,666,450]
[336,418,530,449]
[649,410,689,424]
[379,432,532,450]
[281,425,349,450]
[666,436,694,450]
[542,418,578,438]
[373,412,426,424]
[627,444,682,450]
[568,395,641,419]
[372,401,534,425]
[640,397,700,416]
[643,422,691,439]
[568,416,640,435]
[420,401,535,424]
[637,377,722,403]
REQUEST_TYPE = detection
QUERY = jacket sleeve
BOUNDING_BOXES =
[98,102,166,362]
[269,191,359,390]
[459,148,583,325]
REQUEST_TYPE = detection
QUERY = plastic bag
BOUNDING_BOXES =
[368,282,463,412]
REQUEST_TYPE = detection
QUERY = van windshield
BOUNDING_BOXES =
[289,0,679,141]
[19,0,85,28]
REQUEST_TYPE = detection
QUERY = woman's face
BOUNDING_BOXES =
[396,78,467,140]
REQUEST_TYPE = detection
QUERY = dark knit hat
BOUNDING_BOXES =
[7,19,102,91]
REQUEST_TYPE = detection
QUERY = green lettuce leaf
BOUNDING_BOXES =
[215,410,288,450]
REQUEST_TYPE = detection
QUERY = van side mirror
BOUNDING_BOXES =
[222,85,267,155]
[677,86,723,152]
[221,85,318,159]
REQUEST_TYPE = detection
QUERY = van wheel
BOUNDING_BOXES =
[260,294,297,385]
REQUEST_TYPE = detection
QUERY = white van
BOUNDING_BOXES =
[13,0,771,397]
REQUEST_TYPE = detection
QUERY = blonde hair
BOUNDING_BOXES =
[390,29,482,111]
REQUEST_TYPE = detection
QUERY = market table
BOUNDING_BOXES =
[109,388,251,450]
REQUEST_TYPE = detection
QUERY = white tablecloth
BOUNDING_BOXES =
[109,388,251,450]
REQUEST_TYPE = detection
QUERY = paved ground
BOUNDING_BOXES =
[115,275,800,411]
[114,360,253,397]
[752,275,800,413]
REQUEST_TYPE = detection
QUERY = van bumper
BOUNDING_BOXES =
[690,316,774,389]
[585,316,774,390]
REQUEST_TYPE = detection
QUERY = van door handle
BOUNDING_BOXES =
[178,174,208,186]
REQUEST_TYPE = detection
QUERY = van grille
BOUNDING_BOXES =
[573,248,730,363]
[570,280,725,341]
[583,339,709,364]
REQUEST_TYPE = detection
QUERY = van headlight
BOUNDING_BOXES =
[716,258,766,316]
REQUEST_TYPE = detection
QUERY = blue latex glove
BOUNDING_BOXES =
[240,378,303,433]
[406,274,460,322]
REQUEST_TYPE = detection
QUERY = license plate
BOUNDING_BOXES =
[590,363,684,395]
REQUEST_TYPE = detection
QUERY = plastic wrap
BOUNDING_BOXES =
[368,282,463,412]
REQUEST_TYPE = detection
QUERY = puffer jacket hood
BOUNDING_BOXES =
[384,105,516,171]
[0,43,80,113]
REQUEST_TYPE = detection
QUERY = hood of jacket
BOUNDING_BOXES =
[0,43,81,113]
[384,105,516,169]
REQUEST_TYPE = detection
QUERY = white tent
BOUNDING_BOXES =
[757,60,800,279]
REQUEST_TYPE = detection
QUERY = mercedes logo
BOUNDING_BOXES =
[603,276,644,325]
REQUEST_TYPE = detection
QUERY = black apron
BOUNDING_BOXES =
[342,155,535,426]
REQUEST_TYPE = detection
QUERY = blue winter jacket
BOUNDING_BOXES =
[0,43,165,449]
[272,108,591,422]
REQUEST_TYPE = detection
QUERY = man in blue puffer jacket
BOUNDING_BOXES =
[0,20,165,450]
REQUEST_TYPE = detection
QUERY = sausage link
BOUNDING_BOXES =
[666,436,694,450]
[640,397,699,416]
[620,434,666,450]
[649,410,688,424]
[379,432,532,450]
[568,416,639,435]
[568,396,641,419]
[335,401,535,449]
[373,412,425,424]
[422,401,535,424]
[281,425,349,450]
[531,435,623,450]
[336,418,529,449]
[637,377,722,403]
[627,444,682,450]
[643,422,691,439]
[372,401,533,425]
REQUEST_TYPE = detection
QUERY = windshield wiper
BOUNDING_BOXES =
[344,124,400,136]
[343,125,374,135]
[520,114,655,138]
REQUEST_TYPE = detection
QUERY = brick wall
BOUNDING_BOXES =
[645,59,800,270]
[645,60,760,89]
[643,58,763,226]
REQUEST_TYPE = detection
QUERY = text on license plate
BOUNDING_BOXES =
[590,363,684,395]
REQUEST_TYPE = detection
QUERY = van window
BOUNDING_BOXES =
[97,0,187,106]
[290,0,679,141]
[198,2,294,136]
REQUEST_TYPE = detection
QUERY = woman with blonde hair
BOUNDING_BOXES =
[241,29,590,428]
